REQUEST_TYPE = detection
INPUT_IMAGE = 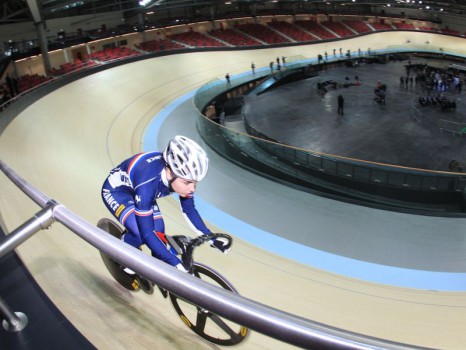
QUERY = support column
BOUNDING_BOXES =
[0,297,28,332]
[62,47,69,63]
[35,21,52,76]
[137,12,146,42]
[210,7,216,29]
[27,0,52,76]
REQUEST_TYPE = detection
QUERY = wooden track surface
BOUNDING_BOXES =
[1,33,466,349]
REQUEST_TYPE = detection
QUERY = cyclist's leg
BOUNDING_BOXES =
[119,209,143,248]
[120,205,176,259]
[102,187,180,266]
[101,185,142,248]
[101,187,145,278]
[141,229,180,265]
[133,204,180,266]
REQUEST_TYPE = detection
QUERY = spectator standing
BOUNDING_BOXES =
[5,73,15,97]
[337,94,344,116]
[12,75,19,95]
[269,61,274,73]
[225,73,231,86]
[251,62,255,75]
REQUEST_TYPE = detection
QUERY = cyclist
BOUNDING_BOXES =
[101,135,228,273]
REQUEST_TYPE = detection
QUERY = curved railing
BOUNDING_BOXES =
[194,49,466,211]
[0,159,431,349]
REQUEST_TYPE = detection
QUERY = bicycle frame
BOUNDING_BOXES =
[97,218,248,346]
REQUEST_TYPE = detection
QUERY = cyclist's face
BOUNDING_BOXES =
[172,177,197,198]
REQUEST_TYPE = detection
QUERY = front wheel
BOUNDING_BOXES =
[169,263,249,346]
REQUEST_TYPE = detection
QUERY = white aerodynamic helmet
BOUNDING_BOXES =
[163,135,209,181]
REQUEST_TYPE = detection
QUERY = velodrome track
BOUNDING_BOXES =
[1,32,466,349]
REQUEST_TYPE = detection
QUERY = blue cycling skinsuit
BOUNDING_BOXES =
[101,151,211,267]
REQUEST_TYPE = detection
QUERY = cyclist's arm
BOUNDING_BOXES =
[134,187,181,267]
[179,196,211,236]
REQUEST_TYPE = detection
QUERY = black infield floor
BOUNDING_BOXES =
[0,229,95,350]
[242,57,466,172]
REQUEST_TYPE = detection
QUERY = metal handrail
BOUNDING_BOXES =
[0,159,429,349]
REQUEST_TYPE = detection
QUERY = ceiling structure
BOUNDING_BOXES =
[0,0,465,26]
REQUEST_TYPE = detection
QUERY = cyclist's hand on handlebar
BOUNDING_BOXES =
[211,239,230,254]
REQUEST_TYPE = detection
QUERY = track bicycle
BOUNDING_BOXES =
[97,218,249,346]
